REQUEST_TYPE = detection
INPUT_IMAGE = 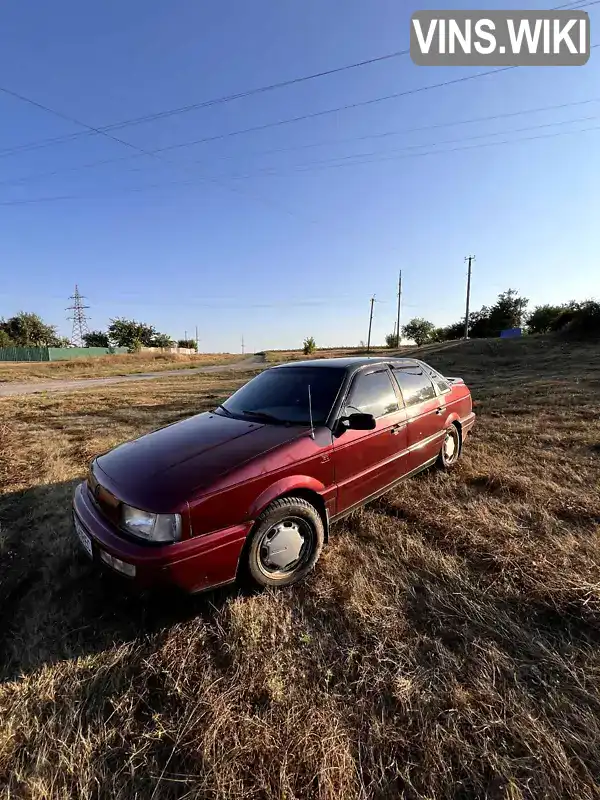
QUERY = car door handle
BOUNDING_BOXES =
[435,408,443,415]
[390,423,404,435]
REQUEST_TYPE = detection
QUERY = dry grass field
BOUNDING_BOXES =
[1,336,599,799]
[265,346,402,363]
[265,341,462,364]
[0,351,238,383]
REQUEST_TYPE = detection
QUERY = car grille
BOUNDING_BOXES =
[88,467,121,526]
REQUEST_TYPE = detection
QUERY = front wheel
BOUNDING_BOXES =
[246,497,324,588]
[437,424,461,469]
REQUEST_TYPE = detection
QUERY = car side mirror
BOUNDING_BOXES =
[340,412,376,432]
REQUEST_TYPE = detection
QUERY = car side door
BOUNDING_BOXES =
[391,365,446,471]
[332,366,409,516]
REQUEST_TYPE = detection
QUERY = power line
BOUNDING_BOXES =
[152,67,519,155]
[0,0,596,230]
[0,67,319,224]
[0,49,410,159]
[554,0,600,7]
[151,95,600,169]
[3,34,599,191]
[219,112,600,177]
[148,13,600,159]
[0,85,160,161]
[0,40,598,207]
[5,94,600,191]
[1,0,598,162]
[240,120,600,179]
[1,121,599,208]
[0,65,518,190]
[170,42,591,164]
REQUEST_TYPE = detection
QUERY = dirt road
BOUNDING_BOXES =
[0,355,265,398]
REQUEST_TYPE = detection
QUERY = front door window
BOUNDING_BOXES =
[344,369,399,418]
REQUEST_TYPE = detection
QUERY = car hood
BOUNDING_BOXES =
[95,412,304,511]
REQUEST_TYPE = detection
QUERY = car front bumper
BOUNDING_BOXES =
[72,481,252,593]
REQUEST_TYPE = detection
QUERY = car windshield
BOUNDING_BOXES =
[218,366,345,425]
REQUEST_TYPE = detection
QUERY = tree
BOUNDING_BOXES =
[83,330,110,348]
[401,318,435,346]
[548,304,580,332]
[152,333,174,348]
[439,290,529,340]
[385,332,400,348]
[442,320,465,341]
[527,303,571,334]
[468,307,493,338]
[563,300,600,338]
[108,318,158,349]
[0,312,60,346]
[0,329,12,347]
[176,338,196,349]
[538,300,600,338]
[430,327,447,343]
[303,336,316,355]
[486,289,528,335]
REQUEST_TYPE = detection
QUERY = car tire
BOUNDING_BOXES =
[245,497,325,588]
[437,423,461,470]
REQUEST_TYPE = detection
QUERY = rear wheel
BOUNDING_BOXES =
[246,497,324,588]
[437,424,461,469]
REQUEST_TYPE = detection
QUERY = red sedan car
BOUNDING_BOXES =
[72,357,474,592]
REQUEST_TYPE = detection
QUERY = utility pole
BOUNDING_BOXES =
[66,285,90,347]
[184,330,188,343]
[396,269,402,348]
[241,334,245,355]
[366,295,376,355]
[464,256,475,339]
[195,325,199,353]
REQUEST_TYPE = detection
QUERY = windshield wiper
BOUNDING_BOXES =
[241,409,283,424]
[214,404,234,417]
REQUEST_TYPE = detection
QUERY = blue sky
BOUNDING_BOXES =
[0,0,598,352]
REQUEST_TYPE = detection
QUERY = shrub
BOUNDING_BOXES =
[127,339,142,354]
[83,331,110,348]
[527,304,567,335]
[561,301,600,338]
[430,327,446,343]
[303,336,316,355]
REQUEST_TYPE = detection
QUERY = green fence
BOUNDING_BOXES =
[0,346,49,362]
[0,346,128,362]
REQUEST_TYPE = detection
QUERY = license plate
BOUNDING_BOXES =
[74,515,93,559]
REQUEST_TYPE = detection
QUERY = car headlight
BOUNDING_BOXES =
[121,505,182,543]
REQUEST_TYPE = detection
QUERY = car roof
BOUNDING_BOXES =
[272,356,422,370]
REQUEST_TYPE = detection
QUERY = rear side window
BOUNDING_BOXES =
[345,369,399,419]
[392,367,437,406]
[422,363,451,393]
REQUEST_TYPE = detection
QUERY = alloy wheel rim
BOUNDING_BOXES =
[444,431,457,461]
[259,517,313,575]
